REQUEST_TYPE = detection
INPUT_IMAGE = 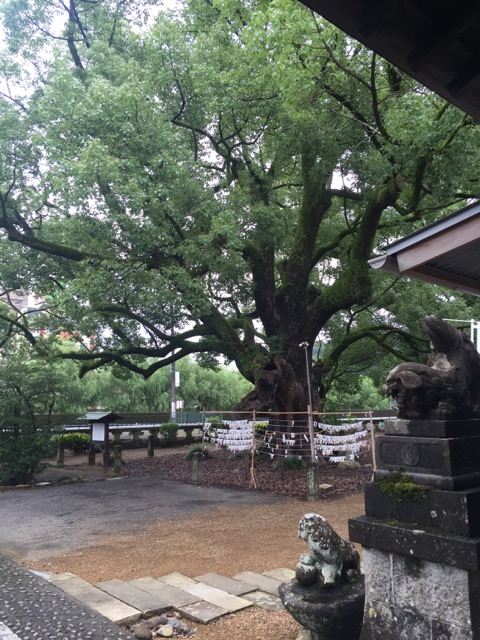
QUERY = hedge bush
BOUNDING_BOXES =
[53,432,90,454]
[159,423,178,444]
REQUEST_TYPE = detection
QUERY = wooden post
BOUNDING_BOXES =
[370,411,376,476]
[88,444,96,466]
[201,409,207,455]
[250,411,258,488]
[102,422,111,467]
[192,451,203,485]
[308,404,316,462]
[147,433,155,457]
[307,462,320,501]
[102,448,111,467]
[307,406,319,500]
[113,444,122,475]
[56,440,65,466]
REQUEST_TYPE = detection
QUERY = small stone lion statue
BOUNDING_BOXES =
[295,513,360,588]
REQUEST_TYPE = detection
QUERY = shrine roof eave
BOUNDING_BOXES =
[369,201,480,297]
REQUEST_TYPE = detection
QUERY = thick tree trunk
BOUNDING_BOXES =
[235,352,315,416]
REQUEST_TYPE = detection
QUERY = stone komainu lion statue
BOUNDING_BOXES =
[385,316,480,420]
[295,513,361,588]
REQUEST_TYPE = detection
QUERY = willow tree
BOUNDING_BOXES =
[0,0,479,412]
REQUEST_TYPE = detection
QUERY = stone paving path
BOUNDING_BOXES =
[48,567,294,625]
[1,553,295,639]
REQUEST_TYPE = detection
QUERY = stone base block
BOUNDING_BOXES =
[364,481,480,537]
[349,516,480,571]
[383,419,480,438]
[360,548,480,640]
[375,434,480,490]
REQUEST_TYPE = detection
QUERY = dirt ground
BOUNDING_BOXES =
[26,447,367,640]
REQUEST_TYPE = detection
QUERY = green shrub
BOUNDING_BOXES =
[0,423,58,485]
[159,422,179,444]
[185,445,213,460]
[254,422,269,436]
[53,432,90,454]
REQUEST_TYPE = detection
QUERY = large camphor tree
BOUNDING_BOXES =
[0,0,480,412]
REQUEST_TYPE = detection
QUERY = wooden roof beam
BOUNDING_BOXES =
[407,5,480,72]
[395,220,480,272]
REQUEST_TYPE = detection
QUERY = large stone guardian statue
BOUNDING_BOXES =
[385,315,480,420]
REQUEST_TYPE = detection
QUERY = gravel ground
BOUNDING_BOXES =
[23,446,369,640]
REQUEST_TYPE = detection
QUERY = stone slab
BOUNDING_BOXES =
[242,590,284,611]
[375,434,480,489]
[174,581,253,612]
[233,571,282,596]
[48,573,141,624]
[384,418,480,438]
[392,553,473,626]
[95,579,170,616]
[364,481,480,536]
[374,467,480,491]
[128,577,200,608]
[158,572,198,589]
[349,516,480,571]
[362,547,474,626]
[361,548,480,640]
[263,568,295,582]
[194,572,257,596]
[177,600,229,623]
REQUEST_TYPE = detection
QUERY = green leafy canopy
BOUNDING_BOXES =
[0,0,479,408]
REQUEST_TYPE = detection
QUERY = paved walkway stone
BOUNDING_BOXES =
[95,578,171,616]
[127,577,200,608]
[48,573,141,625]
[263,567,295,582]
[177,600,229,624]
[194,572,257,596]
[7,559,292,633]
[179,582,253,612]
[158,572,198,589]
[243,590,284,611]
[233,571,283,596]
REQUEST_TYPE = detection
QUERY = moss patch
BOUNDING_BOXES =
[376,471,430,502]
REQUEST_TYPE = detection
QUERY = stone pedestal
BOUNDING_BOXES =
[278,577,365,640]
[350,419,480,640]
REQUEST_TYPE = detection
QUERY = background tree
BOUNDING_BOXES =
[74,357,253,412]
[0,0,479,413]
[0,342,68,484]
